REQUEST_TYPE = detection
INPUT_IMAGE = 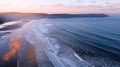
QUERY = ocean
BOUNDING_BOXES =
[44,17,120,66]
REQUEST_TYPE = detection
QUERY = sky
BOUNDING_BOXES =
[0,0,120,14]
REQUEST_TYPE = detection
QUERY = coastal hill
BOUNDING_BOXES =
[0,16,13,24]
[0,12,109,18]
[0,12,109,24]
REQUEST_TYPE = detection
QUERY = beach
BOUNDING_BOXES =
[0,17,120,67]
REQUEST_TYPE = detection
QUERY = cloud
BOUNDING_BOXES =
[76,0,81,3]
[0,4,6,7]
[52,3,65,7]
[0,0,120,14]
[15,5,119,14]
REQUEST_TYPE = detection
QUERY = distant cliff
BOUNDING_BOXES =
[45,14,109,18]
[0,12,109,18]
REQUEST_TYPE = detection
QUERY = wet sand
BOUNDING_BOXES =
[0,20,54,67]
[0,21,38,67]
[18,38,38,67]
[0,39,38,67]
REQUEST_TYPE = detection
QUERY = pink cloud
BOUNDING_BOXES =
[76,0,81,3]
[18,6,120,14]
[52,3,64,7]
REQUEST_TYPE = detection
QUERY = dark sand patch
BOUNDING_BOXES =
[0,56,17,67]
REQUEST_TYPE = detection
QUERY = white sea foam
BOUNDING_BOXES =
[24,19,93,67]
